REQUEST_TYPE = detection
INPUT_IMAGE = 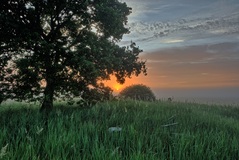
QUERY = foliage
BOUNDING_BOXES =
[77,83,113,106]
[0,0,147,110]
[1,101,239,159]
[119,84,156,101]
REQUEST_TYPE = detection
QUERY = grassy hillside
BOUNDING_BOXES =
[1,100,239,159]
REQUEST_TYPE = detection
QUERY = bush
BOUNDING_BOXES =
[119,84,156,101]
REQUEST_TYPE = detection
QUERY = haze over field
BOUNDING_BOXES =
[106,0,239,103]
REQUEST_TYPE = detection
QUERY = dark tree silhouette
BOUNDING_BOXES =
[0,0,147,111]
[119,84,156,101]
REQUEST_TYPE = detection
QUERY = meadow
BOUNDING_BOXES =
[1,100,239,159]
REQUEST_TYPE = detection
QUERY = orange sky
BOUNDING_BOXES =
[104,43,239,95]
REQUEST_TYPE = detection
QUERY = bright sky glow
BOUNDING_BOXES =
[107,0,239,100]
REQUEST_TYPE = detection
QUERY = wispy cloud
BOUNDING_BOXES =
[122,0,239,52]
[161,39,184,44]
[126,13,239,41]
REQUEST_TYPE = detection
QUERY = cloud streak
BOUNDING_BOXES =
[125,12,239,43]
[122,0,239,52]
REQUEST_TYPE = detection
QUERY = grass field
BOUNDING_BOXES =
[1,100,239,159]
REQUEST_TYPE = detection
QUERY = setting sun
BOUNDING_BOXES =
[103,75,149,94]
[114,84,123,91]
[104,75,136,93]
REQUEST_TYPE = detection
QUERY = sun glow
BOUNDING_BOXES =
[103,76,127,93]
[114,83,123,91]
[104,74,152,94]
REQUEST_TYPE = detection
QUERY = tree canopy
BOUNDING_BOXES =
[119,84,156,101]
[0,0,147,111]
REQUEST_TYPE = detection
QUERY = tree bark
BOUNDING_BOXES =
[40,77,54,112]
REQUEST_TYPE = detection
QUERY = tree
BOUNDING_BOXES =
[119,84,156,101]
[0,0,147,111]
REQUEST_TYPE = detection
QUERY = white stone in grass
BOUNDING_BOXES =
[108,127,122,132]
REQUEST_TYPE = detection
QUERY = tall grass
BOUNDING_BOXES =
[0,100,239,159]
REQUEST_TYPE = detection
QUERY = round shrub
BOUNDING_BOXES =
[119,84,156,101]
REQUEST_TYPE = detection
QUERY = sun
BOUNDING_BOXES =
[114,84,123,92]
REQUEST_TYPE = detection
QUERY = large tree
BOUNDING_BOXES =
[0,0,146,111]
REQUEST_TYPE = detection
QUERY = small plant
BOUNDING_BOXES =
[119,84,156,101]
[167,97,173,102]
[0,144,8,159]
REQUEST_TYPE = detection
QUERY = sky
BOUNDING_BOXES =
[106,0,239,102]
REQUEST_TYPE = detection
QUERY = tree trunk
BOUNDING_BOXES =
[40,77,54,112]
